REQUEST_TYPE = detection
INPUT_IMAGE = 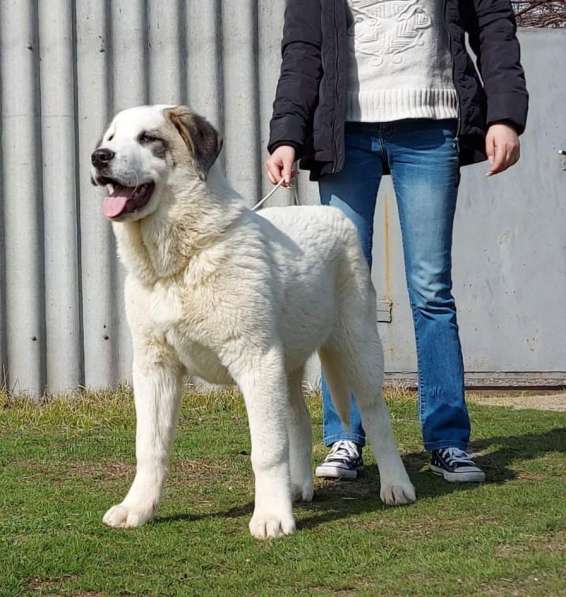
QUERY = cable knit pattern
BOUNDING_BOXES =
[346,0,458,122]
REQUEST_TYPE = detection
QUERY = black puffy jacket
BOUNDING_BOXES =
[268,0,529,180]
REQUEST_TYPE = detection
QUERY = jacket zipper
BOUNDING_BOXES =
[443,0,461,153]
[332,0,340,173]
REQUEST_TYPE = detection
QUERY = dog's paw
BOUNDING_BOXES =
[249,511,296,540]
[102,503,154,528]
[380,480,416,506]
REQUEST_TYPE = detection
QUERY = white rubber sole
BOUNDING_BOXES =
[430,464,486,483]
[314,464,359,480]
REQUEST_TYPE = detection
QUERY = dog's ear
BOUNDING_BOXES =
[165,105,223,180]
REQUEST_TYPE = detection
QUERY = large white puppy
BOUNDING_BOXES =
[91,104,415,539]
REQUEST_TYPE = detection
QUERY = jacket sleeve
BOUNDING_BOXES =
[267,0,323,157]
[468,0,529,134]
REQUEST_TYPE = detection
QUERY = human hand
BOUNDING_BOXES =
[485,123,520,176]
[265,145,296,187]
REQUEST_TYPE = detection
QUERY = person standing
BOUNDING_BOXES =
[266,0,528,482]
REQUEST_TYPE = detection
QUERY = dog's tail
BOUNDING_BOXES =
[318,349,351,428]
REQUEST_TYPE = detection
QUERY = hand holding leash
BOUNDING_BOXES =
[258,145,299,210]
[254,174,300,211]
[265,145,297,186]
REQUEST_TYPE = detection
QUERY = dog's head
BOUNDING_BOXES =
[91,105,223,221]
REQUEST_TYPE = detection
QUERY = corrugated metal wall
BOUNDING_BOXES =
[0,2,564,396]
[0,0,290,396]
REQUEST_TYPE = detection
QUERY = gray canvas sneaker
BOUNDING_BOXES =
[430,447,486,482]
[315,440,363,480]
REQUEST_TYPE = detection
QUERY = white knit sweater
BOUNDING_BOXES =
[345,0,458,122]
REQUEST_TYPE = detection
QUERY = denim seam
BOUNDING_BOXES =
[411,305,426,425]
[389,170,426,426]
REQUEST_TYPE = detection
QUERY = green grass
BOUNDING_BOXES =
[1,387,565,596]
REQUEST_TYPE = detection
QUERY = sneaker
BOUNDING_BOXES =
[430,447,486,483]
[315,440,363,480]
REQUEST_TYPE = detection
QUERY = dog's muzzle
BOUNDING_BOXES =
[91,148,115,168]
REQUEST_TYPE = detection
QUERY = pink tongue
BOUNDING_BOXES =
[102,188,134,219]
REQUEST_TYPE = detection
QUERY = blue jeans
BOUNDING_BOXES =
[319,118,470,452]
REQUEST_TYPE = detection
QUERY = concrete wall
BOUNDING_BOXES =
[0,1,564,395]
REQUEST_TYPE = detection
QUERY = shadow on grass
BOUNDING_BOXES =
[399,426,566,493]
[155,427,566,530]
[471,427,566,480]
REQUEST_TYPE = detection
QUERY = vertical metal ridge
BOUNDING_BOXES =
[148,0,182,104]
[186,0,222,126]
[71,0,86,387]
[32,0,48,394]
[1,0,45,395]
[33,0,49,395]
[38,0,82,393]
[104,0,114,118]
[0,18,6,390]
[220,0,261,204]
[177,0,188,106]
[76,0,116,389]
[185,0,224,173]
[258,0,287,204]
[111,0,147,384]
[214,0,226,174]
[142,0,150,105]
[251,1,262,203]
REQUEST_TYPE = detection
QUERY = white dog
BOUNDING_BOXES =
[90,104,415,539]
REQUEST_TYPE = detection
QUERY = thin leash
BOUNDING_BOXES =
[253,177,300,211]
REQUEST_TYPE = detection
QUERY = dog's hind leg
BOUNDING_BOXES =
[103,343,184,529]
[350,354,415,504]
[336,304,415,505]
[328,294,416,505]
[328,233,416,504]
[287,368,313,503]
[230,347,296,540]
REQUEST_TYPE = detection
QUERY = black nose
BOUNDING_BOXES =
[91,148,115,168]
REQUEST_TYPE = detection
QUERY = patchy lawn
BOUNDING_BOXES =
[1,388,565,596]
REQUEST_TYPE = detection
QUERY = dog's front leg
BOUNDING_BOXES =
[232,351,295,539]
[103,353,182,529]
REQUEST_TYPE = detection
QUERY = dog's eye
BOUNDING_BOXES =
[107,133,114,142]
[139,132,162,145]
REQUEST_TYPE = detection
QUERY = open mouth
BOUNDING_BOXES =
[98,177,156,220]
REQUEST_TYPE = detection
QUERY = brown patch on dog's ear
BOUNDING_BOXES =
[165,105,223,179]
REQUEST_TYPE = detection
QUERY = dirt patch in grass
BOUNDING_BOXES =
[15,460,132,484]
[469,393,566,412]
[170,458,231,481]
[28,575,104,596]
[514,471,548,481]
[15,458,231,485]
[28,576,60,593]
[494,530,566,558]
[480,531,566,596]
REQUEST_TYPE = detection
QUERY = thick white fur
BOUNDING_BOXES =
[94,105,415,539]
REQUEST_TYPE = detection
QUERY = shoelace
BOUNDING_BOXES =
[439,447,475,466]
[327,440,359,461]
